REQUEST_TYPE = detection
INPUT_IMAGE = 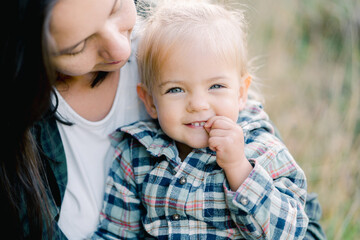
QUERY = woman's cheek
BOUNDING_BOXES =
[52,55,95,76]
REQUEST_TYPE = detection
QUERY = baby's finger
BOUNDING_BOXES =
[204,116,222,134]
[211,119,235,131]
[208,136,220,152]
[204,116,219,129]
[205,116,234,130]
[208,128,230,138]
[208,136,226,153]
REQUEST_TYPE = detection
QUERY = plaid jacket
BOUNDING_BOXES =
[92,100,309,240]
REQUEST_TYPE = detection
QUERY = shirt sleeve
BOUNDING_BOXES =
[223,131,309,239]
[91,139,145,240]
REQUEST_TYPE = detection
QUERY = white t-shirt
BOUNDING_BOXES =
[55,39,148,239]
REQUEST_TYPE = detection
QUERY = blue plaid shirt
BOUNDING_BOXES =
[92,100,308,240]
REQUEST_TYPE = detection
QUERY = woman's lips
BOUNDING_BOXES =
[106,60,122,65]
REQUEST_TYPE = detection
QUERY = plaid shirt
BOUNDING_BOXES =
[92,100,309,240]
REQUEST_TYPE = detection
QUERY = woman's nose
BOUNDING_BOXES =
[186,93,210,113]
[98,23,131,61]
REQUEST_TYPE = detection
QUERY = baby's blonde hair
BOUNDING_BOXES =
[137,0,259,99]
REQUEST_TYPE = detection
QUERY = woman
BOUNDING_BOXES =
[2,0,146,238]
[39,0,148,239]
[1,0,325,239]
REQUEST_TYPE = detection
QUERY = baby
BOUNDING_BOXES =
[92,0,308,239]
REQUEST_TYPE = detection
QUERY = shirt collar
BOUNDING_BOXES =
[110,120,179,163]
[110,120,216,165]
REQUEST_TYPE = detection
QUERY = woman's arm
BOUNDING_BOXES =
[91,140,145,240]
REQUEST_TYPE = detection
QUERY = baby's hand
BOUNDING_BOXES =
[204,116,252,191]
[204,116,247,171]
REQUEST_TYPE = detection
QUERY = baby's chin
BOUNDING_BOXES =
[187,141,209,150]
[175,139,209,154]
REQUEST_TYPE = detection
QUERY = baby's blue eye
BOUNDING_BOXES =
[210,84,224,89]
[166,87,183,94]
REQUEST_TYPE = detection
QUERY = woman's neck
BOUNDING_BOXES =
[56,72,99,91]
[55,71,120,121]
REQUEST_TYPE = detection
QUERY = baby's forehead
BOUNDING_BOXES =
[154,58,243,89]
[159,39,243,71]
[138,1,248,92]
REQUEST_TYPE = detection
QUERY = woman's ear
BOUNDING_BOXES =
[238,75,252,111]
[137,83,158,119]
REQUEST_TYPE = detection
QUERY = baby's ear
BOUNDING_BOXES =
[239,75,252,111]
[137,83,158,119]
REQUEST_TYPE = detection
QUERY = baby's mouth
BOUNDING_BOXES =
[189,121,206,127]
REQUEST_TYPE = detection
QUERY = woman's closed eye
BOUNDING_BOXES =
[56,40,87,57]
[66,41,87,56]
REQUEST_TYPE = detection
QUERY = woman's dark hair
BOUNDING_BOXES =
[0,0,57,238]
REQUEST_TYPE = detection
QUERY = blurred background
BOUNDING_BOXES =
[140,0,359,238]
[234,0,359,239]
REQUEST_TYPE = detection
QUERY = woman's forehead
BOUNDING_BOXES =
[50,0,115,49]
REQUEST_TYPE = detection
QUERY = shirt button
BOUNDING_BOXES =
[172,214,180,220]
[240,197,249,206]
[179,176,187,185]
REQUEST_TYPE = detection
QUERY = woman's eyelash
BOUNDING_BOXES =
[66,41,87,56]
[67,50,83,56]
[66,48,84,56]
